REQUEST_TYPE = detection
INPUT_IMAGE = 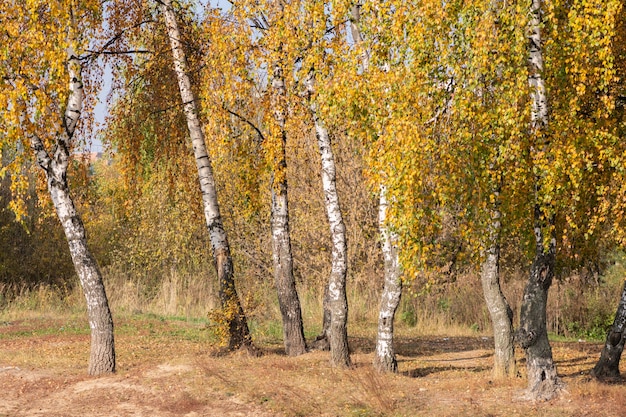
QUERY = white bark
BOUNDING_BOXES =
[63,47,83,137]
[25,42,115,375]
[161,0,227,253]
[528,0,549,133]
[306,73,351,367]
[160,0,252,349]
[374,185,402,372]
[49,174,115,375]
[350,2,402,372]
[270,63,307,357]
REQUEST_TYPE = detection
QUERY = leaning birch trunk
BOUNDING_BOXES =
[160,0,252,350]
[306,73,351,367]
[27,45,115,375]
[592,280,626,380]
[516,0,562,399]
[373,185,402,372]
[350,2,403,372]
[269,63,307,357]
[480,188,515,378]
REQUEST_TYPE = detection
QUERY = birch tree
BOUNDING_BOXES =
[269,60,307,356]
[159,0,253,350]
[473,1,519,379]
[480,176,515,378]
[373,183,402,372]
[225,0,310,356]
[505,0,625,393]
[511,0,624,392]
[297,0,354,366]
[306,68,351,366]
[514,0,563,399]
[0,0,115,375]
[349,1,402,373]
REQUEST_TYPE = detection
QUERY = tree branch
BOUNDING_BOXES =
[224,107,265,143]
[83,19,155,61]
[83,49,153,56]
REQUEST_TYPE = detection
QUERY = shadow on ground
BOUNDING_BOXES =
[349,335,494,356]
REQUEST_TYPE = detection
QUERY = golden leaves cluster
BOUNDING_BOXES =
[0,0,102,220]
[324,0,625,278]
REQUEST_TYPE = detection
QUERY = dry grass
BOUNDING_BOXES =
[102,266,219,318]
[0,256,623,417]
[1,312,624,416]
[2,262,621,345]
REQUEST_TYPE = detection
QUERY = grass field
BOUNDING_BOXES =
[1,311,624,417]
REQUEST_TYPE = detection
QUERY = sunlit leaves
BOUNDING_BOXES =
[0,1,102,221]
[324,0,626,280]
[5,0,624,290]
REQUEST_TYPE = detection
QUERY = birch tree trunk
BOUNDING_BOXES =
[268,63,307,356]
[517,1,562,397]
[350,3,403,372]
[312,285,332,350]
[27,46,115,376]
[306,73,351,367]
[592,280,626,380]
[475,0,515,380]
[517,216,561,400]
[373,185,402,372]
[480,190,515,378]
[160,0,252,350]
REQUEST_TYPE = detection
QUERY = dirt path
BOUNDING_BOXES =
[0,363,279,417]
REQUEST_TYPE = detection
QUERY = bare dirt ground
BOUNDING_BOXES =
[1,316,625,416]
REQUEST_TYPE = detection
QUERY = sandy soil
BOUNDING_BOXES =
[0,363,280,416]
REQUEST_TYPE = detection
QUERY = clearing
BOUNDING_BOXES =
[0,315,624,416]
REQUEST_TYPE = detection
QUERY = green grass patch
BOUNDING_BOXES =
[0,317,89,340]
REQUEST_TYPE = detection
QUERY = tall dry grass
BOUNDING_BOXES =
[3,256,622,345]
[101,265,219,318]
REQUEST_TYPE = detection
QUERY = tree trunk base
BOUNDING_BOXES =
[592,354,622,381]
[373,353,398,373]
[521,358,565,401]
[329,324,351,368]
[591,372,623,384]
[310,334,330,351]
[212,342,263,358]
[521,379,564,402]
[517,382,566,402]
[240,342,263,358]
[491,362,518,380]
[592,315,625,382]
[87,327,116,376]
